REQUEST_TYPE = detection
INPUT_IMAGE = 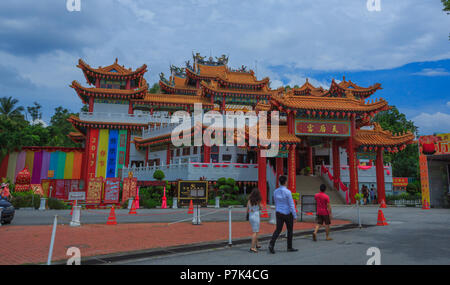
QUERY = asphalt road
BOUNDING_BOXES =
[113,206,450,265]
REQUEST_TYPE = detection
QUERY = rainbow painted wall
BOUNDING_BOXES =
[0,148,84,184]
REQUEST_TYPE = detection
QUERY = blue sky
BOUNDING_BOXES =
[0,0,449,135]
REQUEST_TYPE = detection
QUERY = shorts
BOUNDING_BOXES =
[316,215,331,225]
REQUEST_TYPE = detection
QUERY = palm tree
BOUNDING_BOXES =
[0,96,25,120]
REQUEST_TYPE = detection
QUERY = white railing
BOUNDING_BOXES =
[122,161,258,182]
[79,112,172,124]
[141,123,179,138]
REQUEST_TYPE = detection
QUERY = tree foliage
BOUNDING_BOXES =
[148,83,160,94]
[373,106,419,178]
[443,0,450,13]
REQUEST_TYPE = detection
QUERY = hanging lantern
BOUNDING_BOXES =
[387,147,391,152]
[312,111,316,116]
[306,110,311,116]
[324,111,328,117]
[363,146,367,152]
[330,112,335,117]
[369,147,373,151]
[318,111,323,116]
[336,112,340,118]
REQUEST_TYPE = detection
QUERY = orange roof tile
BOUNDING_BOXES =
[354,123,415,147]
[78,58,147,76]
[201,81,272,97]
[70,81,147,104]
[134,93,214,107]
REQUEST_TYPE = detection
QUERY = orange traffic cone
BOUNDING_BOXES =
[70,201,74,216]
[261,203,269,218]
[422,199,430,210]
[380,199,387,208]
[107,206,117,225]
[129,198,137,215]
[187,200,194,214]
[376,209,388,226]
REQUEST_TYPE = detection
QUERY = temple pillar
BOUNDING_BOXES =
[376,147,386,203]
[276,156,284,188]
[307,146,314,175]
[287,112,295,134]
[95,78,100,88]
[203,145,211,163]
[128,102,133,115]
[82,127,91,186]
[258,149,267,204]
[288,144,297,193]
[126,79,131,90]
[332,140,340,190]
[88,97,94,112]
[348,118,358,204]
[166,144,171,165]
[125,129,131,167]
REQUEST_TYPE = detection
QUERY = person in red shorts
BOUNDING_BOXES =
[312,184,332,241]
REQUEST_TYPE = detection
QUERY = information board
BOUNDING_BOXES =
[104,177,120,203]
[86,177,103,204]
[178,181,208,206]
[122,177,137,202]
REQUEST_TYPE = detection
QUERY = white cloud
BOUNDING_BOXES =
[413,68,450,76]
[412,112,450,135]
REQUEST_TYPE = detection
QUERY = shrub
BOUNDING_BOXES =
[153,170,165,181]
[10,191,40,209]
[406,183,418,195]
[142,199,159,209]
[47,198,69,210]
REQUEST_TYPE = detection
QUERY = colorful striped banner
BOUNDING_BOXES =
[25,151,35,175]
[96,129,109,178]
[72,152,83,179]
[56,151,66,179]
[116,130,128,177]
[40,151,51,180]
[106,129,118,178]
[6,152,18,182]
[64,152,74,179]
[31,151,43,184]
[49,152,59,178]
[15,152,26,181]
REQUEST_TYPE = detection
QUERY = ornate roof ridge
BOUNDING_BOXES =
[77,58,147,76]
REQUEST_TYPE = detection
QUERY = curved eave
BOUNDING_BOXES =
[216,74,270,88]
[132,94,214,110]
[201,82,271,99]
[70,81,147,104]
[159,80,198,95]
[77,59,147,85]
[186,67,216,81]
[332,80,382,98]
[354,129,415,150]
[68,115,147,133]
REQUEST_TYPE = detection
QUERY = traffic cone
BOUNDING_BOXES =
[70,201,74,216]
[135,187,140,209]
[188,200,194,214]
[161,186,167,209]
[376,209,388,226]
[306,212,314,216]
[129,198,137,215]
[422,199,430,210]
[107,206,117,225]
[380,199,387,208]
[261,203,269,218]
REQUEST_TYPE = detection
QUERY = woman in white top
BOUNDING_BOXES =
[247,188,262,253]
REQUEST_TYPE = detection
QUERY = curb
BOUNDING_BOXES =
[50,223,370,265]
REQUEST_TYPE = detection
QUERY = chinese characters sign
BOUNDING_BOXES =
[87,129,99,179]
[122,177,137,202]
[178,181,208,205]
[86,177,103,204]
[104,177,120,203]
[295,120,350,137]
[392,177,408,187]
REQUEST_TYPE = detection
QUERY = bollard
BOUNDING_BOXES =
[357,201,362,228]
[39,198,47,211]
[70,205,82,227]
[127,198,134,209]
[192,204,201,225]
[228,206,232,247]
[47,215,58,265]
[215,197,220,208]
[269,205,276,225]
[172,197,178,209]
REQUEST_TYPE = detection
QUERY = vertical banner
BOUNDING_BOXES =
[116,130,128,178]
[87,129,100,179]
[31,151,43,184]
[64,152,74,179]
[122,177,137,202]
[6,152,18,182]
[25,151,35,176]
[49,152,59,178]
[106,129,119,178]
[72,152,83,179]
[0,154,9,179]
[96,129,109,178]
[55,179,66,199]
[104,177,120,203]
[86,177,103,204]
[40,151,50,181]
[15,151,26,180]
[41,179,50,197]
[56,151,66,179]
[419,154,431,206]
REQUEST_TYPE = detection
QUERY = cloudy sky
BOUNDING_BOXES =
[0,0,449,135]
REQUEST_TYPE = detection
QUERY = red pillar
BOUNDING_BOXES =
[258,149,267,204]
[307,146,314,175]
[125,129,131,167]
[348,118,358,204]
[95,78,100,88]
[126,79,131,90]
[287,112,295,134]
[376,147,386,203]
[203,145,211,163]
[276,157,284,188]
[332,140,340,190]
[288,144,297,193]
[82,128,91,186]
[88,96,94,112]
[166,144,171,165]
[128,102,133,115]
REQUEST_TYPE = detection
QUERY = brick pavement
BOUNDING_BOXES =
[0,219,351,265]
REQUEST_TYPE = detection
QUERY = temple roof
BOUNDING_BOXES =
[354,123,415,149]
[201,81,272,98]
[67,132,85,144]
[77,58,147,85]
[71,81,148,104]
[132,93,214,109]
[159,75,199,95]
[68,115,148,134]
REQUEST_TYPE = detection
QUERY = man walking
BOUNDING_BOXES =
[268,175,298,254]
[312,184,332,241]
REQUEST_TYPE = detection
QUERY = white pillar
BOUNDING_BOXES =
[70,206,81,227]
[39,198,47,211]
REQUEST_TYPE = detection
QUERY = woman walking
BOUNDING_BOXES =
[247,188,262,253]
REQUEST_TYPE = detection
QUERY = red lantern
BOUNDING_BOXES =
[312,111,316,116]
[318,111,322,116]
[363,146,367,152]
[336,112,340,118]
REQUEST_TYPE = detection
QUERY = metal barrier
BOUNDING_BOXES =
[300,195,316,221]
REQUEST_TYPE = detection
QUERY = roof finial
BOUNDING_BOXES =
[306,78,309,83]
[343,75,346,82]
[115,58,118,64]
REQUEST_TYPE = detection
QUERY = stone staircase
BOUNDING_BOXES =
[296,175,346,205]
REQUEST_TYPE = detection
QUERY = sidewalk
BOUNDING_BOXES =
[1,219,351,265]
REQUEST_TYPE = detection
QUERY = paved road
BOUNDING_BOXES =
[114,207,450,265]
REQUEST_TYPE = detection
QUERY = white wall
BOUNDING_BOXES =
[93,102,129,113]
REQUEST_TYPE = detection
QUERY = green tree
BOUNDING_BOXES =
[153,170,165,181]
[148,83,160,94]
[47,106,80,147]
[373,106,419,178]
[443,0,450,13]
[0,96,25,120]
[27,102,42,121]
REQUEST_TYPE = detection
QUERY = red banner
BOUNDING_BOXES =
[393,177,408,187]
[104,177,120,203]
[87,129,99,179]
[86,177,103,204]
[295,120,350,136]
[122,177,137,202]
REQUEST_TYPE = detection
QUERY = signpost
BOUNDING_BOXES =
[177,181,209,207]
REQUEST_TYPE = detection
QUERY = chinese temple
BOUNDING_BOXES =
[0,54,416,205]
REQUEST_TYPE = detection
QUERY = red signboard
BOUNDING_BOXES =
[122,177,137,202]
[86,177,103,204]
[87,129,99,179]
[295,120,350,137]
[392,177,408,187]
[104,178,121,203]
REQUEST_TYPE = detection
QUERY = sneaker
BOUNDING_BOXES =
[268,246,275,254]
[326,237,333,241]
[287,248,298,252]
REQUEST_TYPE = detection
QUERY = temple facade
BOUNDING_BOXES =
[0,54,415,205]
